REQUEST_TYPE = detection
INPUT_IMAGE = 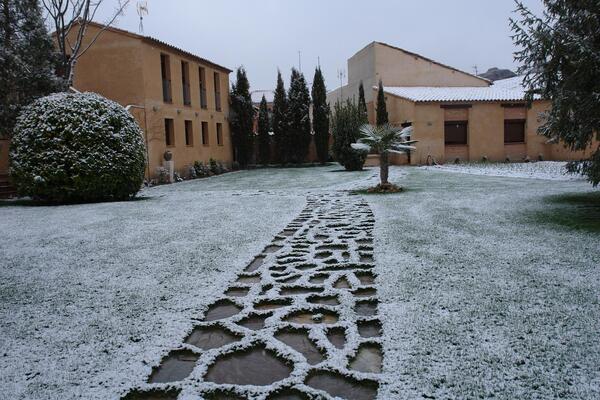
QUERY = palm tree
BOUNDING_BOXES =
[352,124,417,186]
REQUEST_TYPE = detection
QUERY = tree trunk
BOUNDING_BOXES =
[66,59,77,88]
[380,151,389,185]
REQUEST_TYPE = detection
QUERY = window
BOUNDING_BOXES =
[444,121,468,145]
[199,67,207,109]
[201,121,209,146]
[160,54,172,103]
[164,119,174,146]
[504,119,526,143]
[216,123,223,146]
[181,61,191,106]
[185,120,193,146]
[214,72,221,111]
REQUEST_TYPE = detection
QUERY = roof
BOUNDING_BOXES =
[374,42,491,85]
[86,21,232,73]
[251,90,275,104]
[380,76,539,103]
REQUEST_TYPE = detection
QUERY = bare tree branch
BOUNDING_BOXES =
[41,0,130,86]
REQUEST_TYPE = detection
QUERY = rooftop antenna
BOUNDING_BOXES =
[472,65,479,76]
[298,51,302,72]
[337,68,346,99]
[137,1,149,33]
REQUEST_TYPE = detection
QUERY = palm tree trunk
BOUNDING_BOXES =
[380,151,389,185]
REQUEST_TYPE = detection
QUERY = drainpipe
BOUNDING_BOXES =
[126,104,151,178]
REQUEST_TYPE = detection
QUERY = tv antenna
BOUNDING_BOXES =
[137,1,149,33]
[337,68,346,98]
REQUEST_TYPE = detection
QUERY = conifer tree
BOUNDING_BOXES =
[287,68,311,163]
[312,67,330,164]
[257,95,271,165]
[358,81,369,124]
[229,67,254,167]
[272,71,289,164]
[376,79,388,126]
[511,0,600,186]
[0,0,63,137]
[331,99,367,171]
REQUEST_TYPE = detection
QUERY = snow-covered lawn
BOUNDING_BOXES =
[370,168,600,399]
[1,165,598,399]
[421,161,583,181]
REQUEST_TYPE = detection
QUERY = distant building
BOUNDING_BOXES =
[328,42,596,165]
[251,90,275,134]
[67,22,233,178]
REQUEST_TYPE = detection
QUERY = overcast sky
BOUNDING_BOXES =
[95,0,544,91]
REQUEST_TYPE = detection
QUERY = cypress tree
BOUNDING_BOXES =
[287,68,311,163]
[272,71,289,164]
[312,67,330,164]
[376,79,388,126]
[0,0,63,138]
[331,99,367,171]
[229,67,254,168]
[257,95,271,165]
[358,81,368,124]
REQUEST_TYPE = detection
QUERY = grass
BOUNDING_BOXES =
[1,165,598,400]
[529,192,600,232]
[370,168,600,400]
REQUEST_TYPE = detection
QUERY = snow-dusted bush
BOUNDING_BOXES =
[10,92,146,203]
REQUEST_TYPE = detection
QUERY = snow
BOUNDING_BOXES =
[1,165,598,399]
[0,166,374,400]
[420,161,583,181]
[367,167,600,399]
[381,76,540,102]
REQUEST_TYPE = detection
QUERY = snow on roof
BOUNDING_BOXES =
[251,90,275,104]
[381,76,537,103]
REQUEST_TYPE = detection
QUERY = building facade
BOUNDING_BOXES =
[328,42,596,165]
[69,23,233,178]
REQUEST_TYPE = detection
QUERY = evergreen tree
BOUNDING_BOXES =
[272,71,289,164]
[331,99,367,171]
[229,67,254,167]
[376,79,388,126]
[312,67,330,164]
[287,68,311,163]
[257,95,271,165]
[0,0,63,138]
[512,0,600,186]
[358,81,368,124]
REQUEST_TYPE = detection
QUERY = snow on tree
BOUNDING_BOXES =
[511,0,600,186]
[331,99,367,171]
[257,95,271,165]
[10,92,146,203]
[352,123,417,189]
[287,68,311,164]
[311,67,330,165]
[0,0,64,138]
[229,67,254,168]
[272,71,289,164]
[376,79,388,127]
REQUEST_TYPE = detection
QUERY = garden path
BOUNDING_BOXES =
[124,192,383,400]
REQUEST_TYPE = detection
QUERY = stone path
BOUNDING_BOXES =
[124,193,383,400]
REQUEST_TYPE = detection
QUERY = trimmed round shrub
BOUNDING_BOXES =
[10,92,146,203]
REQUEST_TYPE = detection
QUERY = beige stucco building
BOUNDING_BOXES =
[328,42,596,165]
[68,22,233,178]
